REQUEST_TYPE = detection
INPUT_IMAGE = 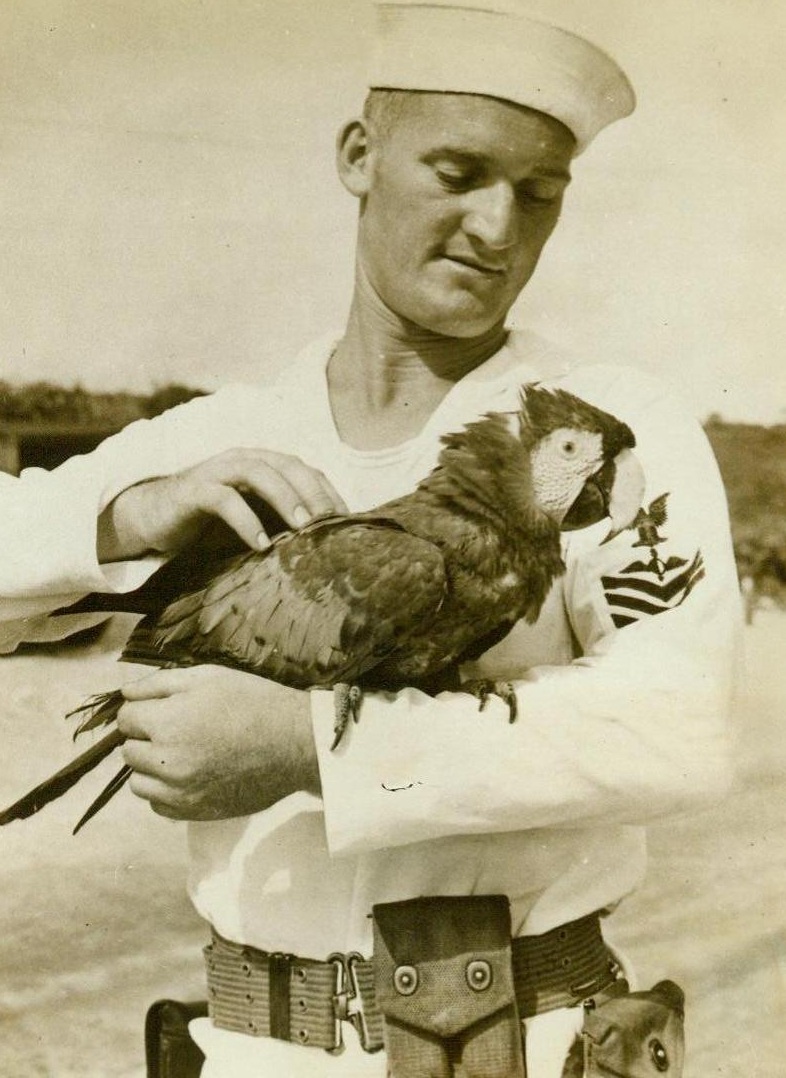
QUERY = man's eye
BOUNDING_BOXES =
[518,181,564,206]
[436,169,476,192]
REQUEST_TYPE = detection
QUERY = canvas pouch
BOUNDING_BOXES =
[561,979,685,1078]
[372,894,526,1078]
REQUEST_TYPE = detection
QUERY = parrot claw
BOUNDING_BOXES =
[462,679,518,724]
[330,683,364,750]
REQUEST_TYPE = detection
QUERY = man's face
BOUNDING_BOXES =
[356,92,575,338]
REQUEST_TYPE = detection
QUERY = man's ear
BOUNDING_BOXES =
[336,118,374,197]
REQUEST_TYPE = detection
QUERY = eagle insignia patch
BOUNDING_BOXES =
[602,493,705,628]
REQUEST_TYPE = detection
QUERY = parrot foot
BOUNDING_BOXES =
[462,679,518,724]
[330,683,364,750]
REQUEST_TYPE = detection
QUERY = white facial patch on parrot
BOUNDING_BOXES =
[529,427,605,522]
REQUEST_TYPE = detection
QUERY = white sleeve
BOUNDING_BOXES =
[0,385,274,649]
[313,367,742,856]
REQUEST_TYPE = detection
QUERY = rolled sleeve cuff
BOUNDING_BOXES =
[311,685,517,858]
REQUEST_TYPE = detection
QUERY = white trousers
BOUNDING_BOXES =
[190,1005,585,1078]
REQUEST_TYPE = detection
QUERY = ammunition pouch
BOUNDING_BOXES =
[372,894,526,1078]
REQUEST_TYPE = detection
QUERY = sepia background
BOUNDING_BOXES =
[0,1,785,1075]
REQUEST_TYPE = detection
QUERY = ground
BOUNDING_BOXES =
[0,610,783,1077]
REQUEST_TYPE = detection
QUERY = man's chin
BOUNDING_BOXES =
[409,291,511,339]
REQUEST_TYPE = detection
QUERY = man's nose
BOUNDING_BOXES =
[463,182,518,251]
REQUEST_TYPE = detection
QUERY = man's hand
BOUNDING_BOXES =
[97,448,347,561]
[116,666,321,820]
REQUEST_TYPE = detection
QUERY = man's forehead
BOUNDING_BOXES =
[377,91,576,170]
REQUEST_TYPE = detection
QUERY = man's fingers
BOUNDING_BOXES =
[179,458,347,551]
[104,448,348,559]
[206,450,347,519]
[117,671,190,739]
[121,737,156,773]
[223,455,348,529]
[291,466,349,517]
[193,483,272,550]
[116,703,153,740]
[126,770,182,814]
[127,770,211,820]
[120,668,192,702]
[121,737,188,785]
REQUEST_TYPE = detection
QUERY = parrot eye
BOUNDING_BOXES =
[559,439,577,458]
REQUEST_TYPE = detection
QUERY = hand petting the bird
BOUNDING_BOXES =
[97,446,349,561]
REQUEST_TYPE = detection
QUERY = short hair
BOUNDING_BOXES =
[362,88,418,139]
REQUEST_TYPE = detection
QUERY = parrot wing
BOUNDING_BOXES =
[121,516,449,689]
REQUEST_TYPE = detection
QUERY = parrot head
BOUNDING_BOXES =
[519,385,645,539]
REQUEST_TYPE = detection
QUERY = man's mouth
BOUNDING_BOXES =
[443,254,505,276]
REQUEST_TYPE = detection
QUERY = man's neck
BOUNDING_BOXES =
[328,270,508,449]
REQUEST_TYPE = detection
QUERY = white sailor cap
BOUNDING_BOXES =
[369,0,636,153]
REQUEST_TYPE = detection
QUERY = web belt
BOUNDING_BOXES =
[203,911,619,1054]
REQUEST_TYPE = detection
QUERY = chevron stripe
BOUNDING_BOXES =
[606,593,676,616]
[603,551,705,625]
[602,552,704,602]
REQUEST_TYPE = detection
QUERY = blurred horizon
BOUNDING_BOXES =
[1,0,784,424]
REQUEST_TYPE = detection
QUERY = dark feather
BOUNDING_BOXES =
[72,765,132,835]
[0,722,124,824]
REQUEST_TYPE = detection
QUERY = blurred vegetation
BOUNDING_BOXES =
[0,380,206,426]
[704,415,786,619]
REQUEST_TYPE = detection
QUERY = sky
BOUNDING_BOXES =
[0,0,784,423]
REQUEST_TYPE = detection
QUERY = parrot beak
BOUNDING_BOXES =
[561,449,645,538]
[600,448,645,543]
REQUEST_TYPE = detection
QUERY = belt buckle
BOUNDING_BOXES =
[327,951,371,1054]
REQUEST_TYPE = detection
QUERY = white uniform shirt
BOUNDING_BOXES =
[0,330,740,958]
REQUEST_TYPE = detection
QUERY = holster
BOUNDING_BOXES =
[145,999,208,1078]
[372,895,526,1078]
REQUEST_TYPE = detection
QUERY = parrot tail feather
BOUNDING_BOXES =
[68,689,125,738]
[0,726,126,825]
[73,765,132,834]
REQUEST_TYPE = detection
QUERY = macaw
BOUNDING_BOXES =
[0,385,644,832]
